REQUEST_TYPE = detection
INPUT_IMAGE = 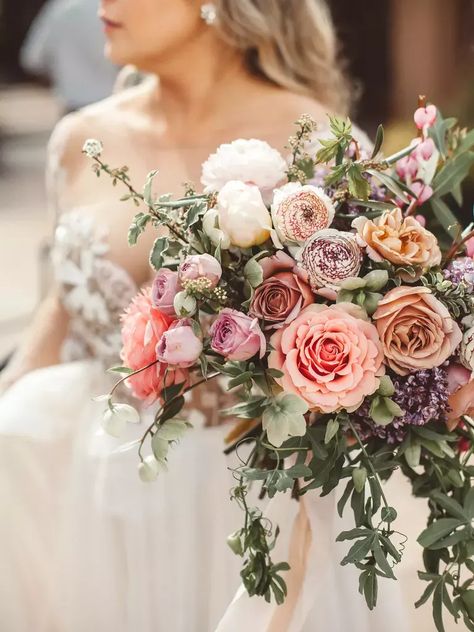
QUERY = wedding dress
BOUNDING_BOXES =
[0,115,411,632]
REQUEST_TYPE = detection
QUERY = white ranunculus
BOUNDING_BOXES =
[201,139,287,194]
[202,208,231,249]
[216,181,272,249]
[460,326,474,374]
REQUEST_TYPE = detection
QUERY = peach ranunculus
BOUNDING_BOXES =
[268,303,384,413]
[121,287,185,403]
[352,207,441,270]
[373,286,462,376]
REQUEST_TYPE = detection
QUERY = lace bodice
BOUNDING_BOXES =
[52,210,138,365]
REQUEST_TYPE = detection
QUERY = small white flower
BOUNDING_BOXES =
[102,403,140,438]
[173,291,197,317]
[201,139,286,195]
[262,393,308,447]
[82,138,103,158]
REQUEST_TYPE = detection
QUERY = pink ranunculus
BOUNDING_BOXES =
[269,304,384,413]
[414,105,437,129]
[156,322,203,368]
[178,253,222,289]
[250,251,313,329]
[120,287,184,402]
[210,308,266,361]
[447,363,474,430]
[151,268,180,316]
[373,286,462,376]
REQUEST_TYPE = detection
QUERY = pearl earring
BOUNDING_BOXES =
[201,3,217,25]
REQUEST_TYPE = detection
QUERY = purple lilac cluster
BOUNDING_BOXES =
[352,367,450,444]
[444,257,474,293]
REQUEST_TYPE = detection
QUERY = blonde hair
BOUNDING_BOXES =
[215,0,351,115]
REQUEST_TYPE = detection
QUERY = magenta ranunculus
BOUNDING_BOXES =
[151,268,180,316]
[178,253,222,288]
[210,309,266,361]
[249,251,313,329]
[156,321,203,368]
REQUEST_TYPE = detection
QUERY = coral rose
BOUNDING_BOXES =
[373,286,462,376]
[353,208,441,270]
[249,251,313,329]
[121,287,184,402]
[269,303,384,413]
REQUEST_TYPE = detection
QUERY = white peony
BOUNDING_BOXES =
[214,181,272,249]
[201,139,287,194]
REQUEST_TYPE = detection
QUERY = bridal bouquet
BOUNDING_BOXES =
[84,99,474,631]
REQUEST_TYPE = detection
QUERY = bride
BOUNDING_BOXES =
[0,1,408,630]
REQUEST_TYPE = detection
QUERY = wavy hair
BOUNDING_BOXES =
[215,0,352,114]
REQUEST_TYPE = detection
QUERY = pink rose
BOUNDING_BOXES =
[269,304,384,413]
[373,286,462,376]
[466,236,474,259]
[156,321,203,368]
[120,287,185,402]
[210,308,266,361]
[178,254,222,288]
[151,268,180,316]
[249,252,313,329]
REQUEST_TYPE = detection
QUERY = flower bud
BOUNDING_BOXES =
[173,291,197,317]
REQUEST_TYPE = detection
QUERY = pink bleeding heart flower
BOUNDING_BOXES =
[410,181,433,206]
[414,105,437,129]
[416,137,436,161]
[396,155,419,180]
[465,236,474,259]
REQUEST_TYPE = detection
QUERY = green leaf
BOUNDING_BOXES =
[244,257,264,289]
[418,518,462,548]
[462,591,474,621]
[432,152,474,197]
[431,491,468,521]
[372,536,396,579]
[429,196,461,239]
[337,480,354,517]
[405,440,421,469]
[227,371,254,390]
[151,435,169,462]
[341,534,375,565]
[149,236,170,271]
[160,395,185,424]
[458,129,474,154]
[363,568,378,610]
[381,506,397,523]
[371,125,384,159]
[128,212,152,245]
[347,164,371,200]
[107,365,134,375]
[156,419,189,442]
[429,527,468,550]
[433,582,446,632]
[143,170,159,205]
[366,169,411,204]
[464,488,474,519]
[325,419,339,444]
[415,580,437,608]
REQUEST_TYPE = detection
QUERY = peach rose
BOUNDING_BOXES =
[121,287,185,403]
[373,286,462,376]
[353,208,441,270]
[269,303,384,413]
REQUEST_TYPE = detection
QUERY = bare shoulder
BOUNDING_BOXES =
[47,80,153,176]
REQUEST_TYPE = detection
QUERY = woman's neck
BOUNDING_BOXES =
[143,33,269,138]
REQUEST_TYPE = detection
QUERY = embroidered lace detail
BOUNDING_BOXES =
[52,210,138,365]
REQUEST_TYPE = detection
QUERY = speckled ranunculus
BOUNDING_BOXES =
[249,251,313,329]
[271,183,335,246]
[373,286,462,376]
[121,287,186,403]
[299,229,363,291]
[269,303,384,413]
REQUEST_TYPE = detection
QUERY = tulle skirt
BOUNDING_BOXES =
[0,360,418,632]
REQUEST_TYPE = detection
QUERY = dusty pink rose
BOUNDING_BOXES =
[373,286,462,376]
[156,321,203,368]
[210,308,266,361]
[269,303,384,413]
[178,254,222,288]
[447,364,474,429]
[249,251,313,329]
[121,287,185,402]
[465,236,474,259]
[151,268,180,316]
